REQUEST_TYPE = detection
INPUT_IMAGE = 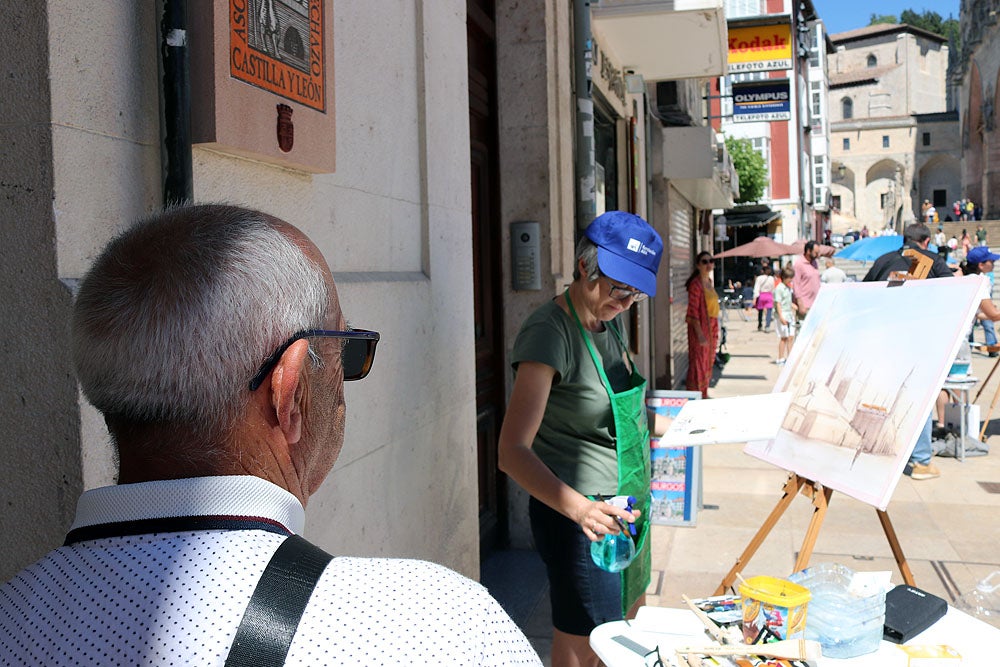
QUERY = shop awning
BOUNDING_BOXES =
[720,207,781,228]
[662,126,738,209]
[591,0,727,81]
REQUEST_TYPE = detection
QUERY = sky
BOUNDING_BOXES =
[811,0,960,36]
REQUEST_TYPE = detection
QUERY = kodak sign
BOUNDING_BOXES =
[727,23,793,74]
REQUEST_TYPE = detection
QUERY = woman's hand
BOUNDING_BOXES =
[573,498,641,543]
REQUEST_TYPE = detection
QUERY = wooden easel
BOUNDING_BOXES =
[714,473,915,595]
[715,248,944,595]
[973,350,1000,441]
[715,257,934,595]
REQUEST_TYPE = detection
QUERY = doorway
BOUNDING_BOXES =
[468,0,508,556]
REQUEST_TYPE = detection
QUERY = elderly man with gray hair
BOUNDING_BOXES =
[0,204,540,666]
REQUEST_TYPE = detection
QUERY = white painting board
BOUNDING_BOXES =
[659,392,792,446]
[744,275,989,510]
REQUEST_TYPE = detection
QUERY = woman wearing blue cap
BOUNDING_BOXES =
[498,211,669,667]
[962,246,1000,356]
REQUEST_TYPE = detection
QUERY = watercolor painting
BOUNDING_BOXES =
[744,275,988,510]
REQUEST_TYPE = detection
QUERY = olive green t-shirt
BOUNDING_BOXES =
[511,299,632,496]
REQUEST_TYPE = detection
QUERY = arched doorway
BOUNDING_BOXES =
[865,159,904,230]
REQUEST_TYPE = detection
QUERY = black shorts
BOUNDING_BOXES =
[529,496,622,635]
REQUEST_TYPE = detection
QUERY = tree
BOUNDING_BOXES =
[900,9,944,35]
[725,136,767,204]
[869,9,961,69]
[869,14,898,26]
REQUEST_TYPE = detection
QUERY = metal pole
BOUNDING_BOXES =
[161,0,193,203]
[573,0,595,231]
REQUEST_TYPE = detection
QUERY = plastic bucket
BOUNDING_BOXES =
[739,575,811,643]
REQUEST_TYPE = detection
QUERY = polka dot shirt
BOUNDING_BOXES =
[0,476,541,666]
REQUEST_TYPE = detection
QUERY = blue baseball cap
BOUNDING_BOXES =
[967,246,1000,264]
[584,211,663,296]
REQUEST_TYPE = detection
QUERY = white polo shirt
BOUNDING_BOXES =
[0,476,541,666]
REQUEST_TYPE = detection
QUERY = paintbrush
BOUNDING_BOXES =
[674,651,704,667]
[682,594,729,644]
[675,638,822,661]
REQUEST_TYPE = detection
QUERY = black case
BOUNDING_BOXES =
[883,584,948,644]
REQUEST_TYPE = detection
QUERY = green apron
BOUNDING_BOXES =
[565,291,651,616]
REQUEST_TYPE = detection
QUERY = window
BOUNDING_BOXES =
[922,132,931,146]
[842,97,853,119]
[881,193,889,209]
[811,91,822,119]
[814,155,825,185]
[843,137,850,150]
[725,0,763,19]
[867,54,877,68]
[882,135,890,148]
[749,136,771,200]
[831,195,842,211]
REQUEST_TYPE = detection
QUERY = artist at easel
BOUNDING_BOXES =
[866,229,1000,461]
[863,222,956,480]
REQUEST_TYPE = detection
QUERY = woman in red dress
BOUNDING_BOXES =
[685,251,719,398]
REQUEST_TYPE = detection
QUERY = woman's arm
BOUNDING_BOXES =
[980,298,1000,321]
[648,409,673,437]
[498,361,636,540]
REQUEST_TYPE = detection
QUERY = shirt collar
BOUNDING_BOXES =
[70,475,305,535]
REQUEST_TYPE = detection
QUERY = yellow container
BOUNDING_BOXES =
[739,575,811,643]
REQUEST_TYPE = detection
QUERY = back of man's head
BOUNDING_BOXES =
[804,240,816,255]
[72,204,329,452]
[903,222,931,245]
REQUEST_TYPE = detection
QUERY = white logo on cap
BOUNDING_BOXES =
[626,237,656,256]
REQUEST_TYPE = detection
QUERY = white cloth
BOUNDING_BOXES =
[0,476,541,666]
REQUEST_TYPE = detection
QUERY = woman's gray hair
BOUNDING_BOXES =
[572,236,601,281]
[72,204,329,445]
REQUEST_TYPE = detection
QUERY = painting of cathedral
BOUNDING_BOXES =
[745,275,988,509]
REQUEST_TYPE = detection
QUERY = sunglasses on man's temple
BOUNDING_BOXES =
[249,329,380,391]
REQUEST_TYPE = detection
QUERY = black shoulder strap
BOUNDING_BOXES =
[225,534,334,667]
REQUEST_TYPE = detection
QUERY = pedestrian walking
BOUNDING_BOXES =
[752,265,775,332]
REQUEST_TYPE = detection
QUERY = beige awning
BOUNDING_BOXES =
[591,0,728,81]
[661,126,738,209]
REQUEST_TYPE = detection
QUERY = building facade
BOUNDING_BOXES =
[710,0,825,261]
[0,1,737,578]
[957,0,1000,218]
[827,23,958,231]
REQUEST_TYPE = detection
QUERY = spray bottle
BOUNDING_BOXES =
[590,495,638,573]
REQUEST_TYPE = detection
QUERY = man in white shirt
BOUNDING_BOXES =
[0,204,540,666]
[820,258,847,284]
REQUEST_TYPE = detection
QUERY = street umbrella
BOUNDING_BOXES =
[714,236,795,258]
[833,235,903,261]
[786,238,837,257]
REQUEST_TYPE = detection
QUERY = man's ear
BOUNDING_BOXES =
[270,339,311,445]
